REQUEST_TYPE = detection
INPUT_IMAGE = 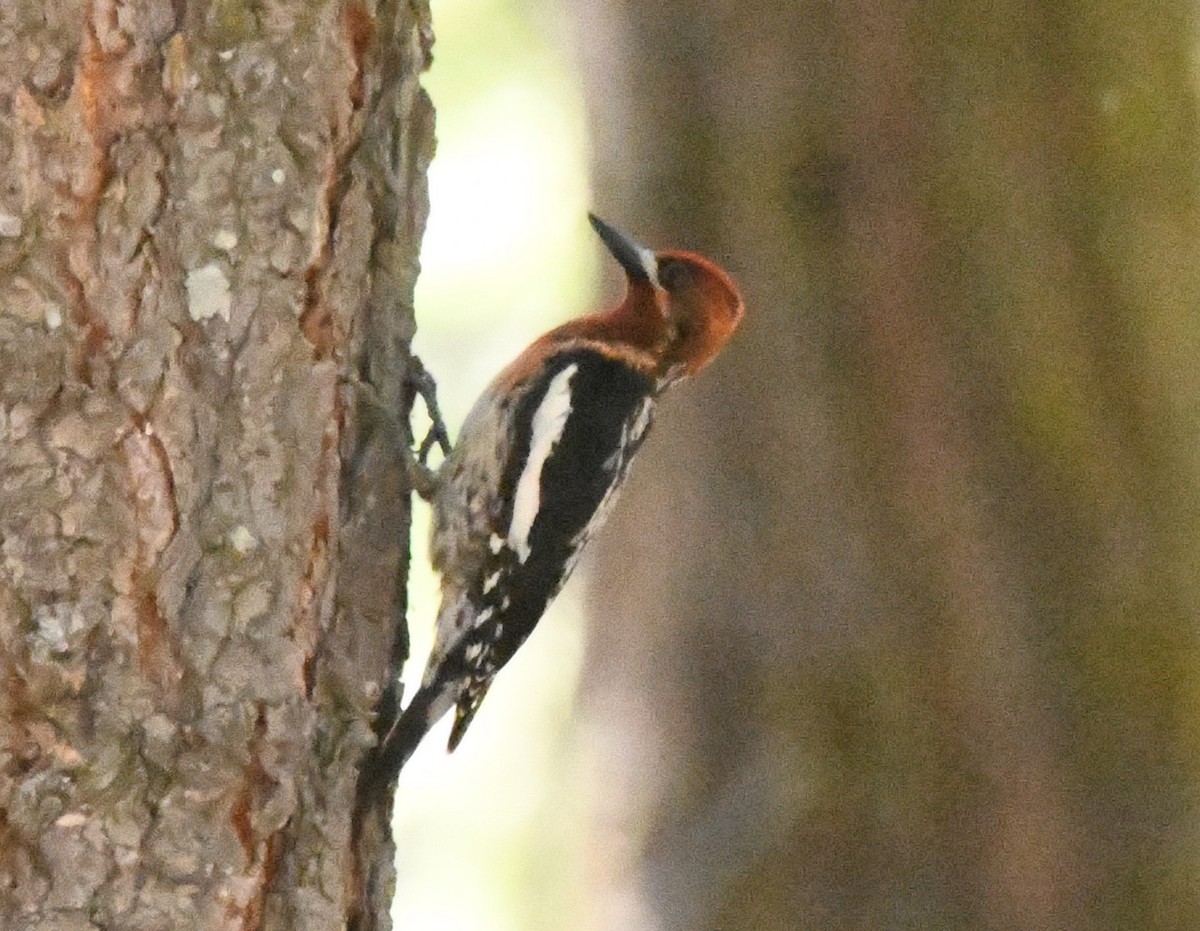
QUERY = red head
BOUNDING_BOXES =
[588,214,744,385]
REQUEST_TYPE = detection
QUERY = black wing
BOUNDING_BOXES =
[497,348,655,648]
[447,348,656,743]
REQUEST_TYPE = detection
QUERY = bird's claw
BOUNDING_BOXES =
[405,355,452,466]
[349,354,451,501]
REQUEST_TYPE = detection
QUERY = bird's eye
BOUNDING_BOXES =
[657,258,687,291]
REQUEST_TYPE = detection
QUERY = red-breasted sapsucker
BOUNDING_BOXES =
[378,213,743,771]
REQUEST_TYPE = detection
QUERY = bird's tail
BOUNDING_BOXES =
[360,680,458,795]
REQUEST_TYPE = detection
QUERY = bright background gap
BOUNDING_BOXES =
[391,0,599,927]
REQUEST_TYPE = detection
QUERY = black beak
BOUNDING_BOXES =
[588,213,656,284]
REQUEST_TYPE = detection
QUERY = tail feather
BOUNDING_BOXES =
[386,680,458,762]
[362,681,458,792]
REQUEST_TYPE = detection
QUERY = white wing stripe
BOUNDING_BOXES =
[508,363,578,562]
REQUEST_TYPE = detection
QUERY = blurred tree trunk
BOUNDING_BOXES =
[0,2,432,928]
[576,1,1200,929]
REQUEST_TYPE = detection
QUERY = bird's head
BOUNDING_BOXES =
[589,213,744,383]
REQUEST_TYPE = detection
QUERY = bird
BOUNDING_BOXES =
[374,213,743,777]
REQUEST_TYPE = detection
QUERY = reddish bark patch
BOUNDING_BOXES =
[344,0,376,112]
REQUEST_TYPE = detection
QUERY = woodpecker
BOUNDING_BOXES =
[377,213,743,774]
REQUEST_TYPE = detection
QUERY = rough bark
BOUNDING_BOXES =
[0,1,432,928]
[577,1,1200,929]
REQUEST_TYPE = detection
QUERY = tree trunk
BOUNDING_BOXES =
[576,1,1200,929]
[0,2,432,928]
